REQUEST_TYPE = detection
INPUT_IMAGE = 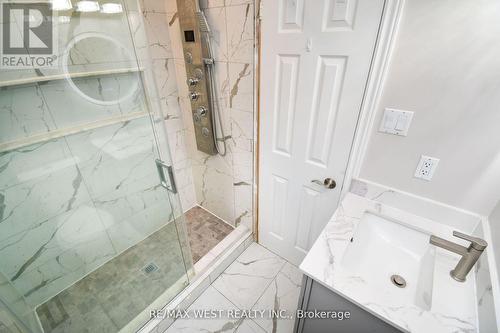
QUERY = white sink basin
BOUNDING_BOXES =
[341,212,436,310]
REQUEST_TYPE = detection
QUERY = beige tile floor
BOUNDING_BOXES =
[185,206,234,263]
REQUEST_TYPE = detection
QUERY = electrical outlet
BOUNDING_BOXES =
[414,155,439,181]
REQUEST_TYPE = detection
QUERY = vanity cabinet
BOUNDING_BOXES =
[294,276,402,333]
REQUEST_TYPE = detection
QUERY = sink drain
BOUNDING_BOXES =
[390,274,406,288]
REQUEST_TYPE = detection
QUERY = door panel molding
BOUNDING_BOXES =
[259,0,405,265]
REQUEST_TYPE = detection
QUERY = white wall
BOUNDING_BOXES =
[359,0,500,215]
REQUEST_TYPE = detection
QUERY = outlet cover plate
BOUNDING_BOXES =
[414,155,439,181]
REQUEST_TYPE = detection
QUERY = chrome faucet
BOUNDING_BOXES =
[430,231,487,282]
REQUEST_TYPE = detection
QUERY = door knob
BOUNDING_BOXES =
[311,178,336,189]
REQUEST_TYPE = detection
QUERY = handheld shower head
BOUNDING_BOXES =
[196,11,211,33]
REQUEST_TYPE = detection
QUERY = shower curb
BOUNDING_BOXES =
[135,226,253,333]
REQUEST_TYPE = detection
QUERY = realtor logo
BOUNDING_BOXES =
[1,2,57,68]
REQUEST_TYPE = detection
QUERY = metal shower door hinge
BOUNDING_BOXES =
[155,159,177,194]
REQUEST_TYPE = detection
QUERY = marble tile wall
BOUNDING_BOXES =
[134,0,199,212]
[166,0,255,228]
[0,106,179,307]
[0,2,195,308]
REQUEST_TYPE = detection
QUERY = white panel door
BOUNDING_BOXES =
[259,0,385,265]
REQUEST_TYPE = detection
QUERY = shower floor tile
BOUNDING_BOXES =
[36,206,233,333]
[185,206,234,263]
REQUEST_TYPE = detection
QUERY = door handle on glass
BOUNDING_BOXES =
[311,178,336,189]
[155,159,177,194]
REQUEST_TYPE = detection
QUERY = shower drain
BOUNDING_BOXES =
[142,262,159,274]
[390,274,406,288]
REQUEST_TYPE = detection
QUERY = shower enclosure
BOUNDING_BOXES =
[0,0,256,331]
[0,0,193,332]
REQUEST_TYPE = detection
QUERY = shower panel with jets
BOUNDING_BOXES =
[176,0,227,156]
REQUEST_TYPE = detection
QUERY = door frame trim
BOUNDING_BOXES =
[254,0,263,242]
[340,0,406,199]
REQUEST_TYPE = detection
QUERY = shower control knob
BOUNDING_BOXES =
[201,127,210,137]
[189,92,200,101]
[196,106,207,117]
[187,77,199,86]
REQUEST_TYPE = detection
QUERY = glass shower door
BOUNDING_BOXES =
[0,1,192,332]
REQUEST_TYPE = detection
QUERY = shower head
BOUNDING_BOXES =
[196,11,211,34]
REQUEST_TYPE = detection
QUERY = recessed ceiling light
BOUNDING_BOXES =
[52,0,72,11]
[101,3,123,14]
[75,0,99,12]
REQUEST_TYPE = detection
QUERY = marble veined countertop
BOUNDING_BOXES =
[299,192,478,333]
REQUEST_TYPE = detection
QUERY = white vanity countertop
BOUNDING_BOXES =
[299,192,478,333]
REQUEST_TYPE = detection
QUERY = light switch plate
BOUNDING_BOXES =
[414,155,439,181]
[379,108,414,136]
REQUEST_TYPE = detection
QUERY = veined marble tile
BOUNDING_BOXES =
[153,58,179,102]
[165,286,243,333]
[80,156,159,201]
[0,67,37,84]
[235,319,266,333]
[143,11,173,59]
[103,199,174,254]
[252,262,302,333]
[179,183,197,212]
[0,84,57,143]
[167,129,190,165]
[93,180,169,229]
[192,153,235,224]
[231,108,253,152]
[173,158,195,190]
[128,10,150,62]
[213,61,231,110]
[212,243,285,309]
[233,179,252,228]
[232,147,253,182]
[204,6,228,62]
[55,15,137,67]
[229,62,253,113]
[12,230,116,307]
[0,163,91,240]
[0,139,73,190]
[226,4,254,63]
[0,203,110,278]
[166,14,183,60]
[65,116,155,166]
[40,76,145,129]
[66,119,159,199]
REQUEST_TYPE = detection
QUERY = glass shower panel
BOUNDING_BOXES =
[0,1,192,332]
